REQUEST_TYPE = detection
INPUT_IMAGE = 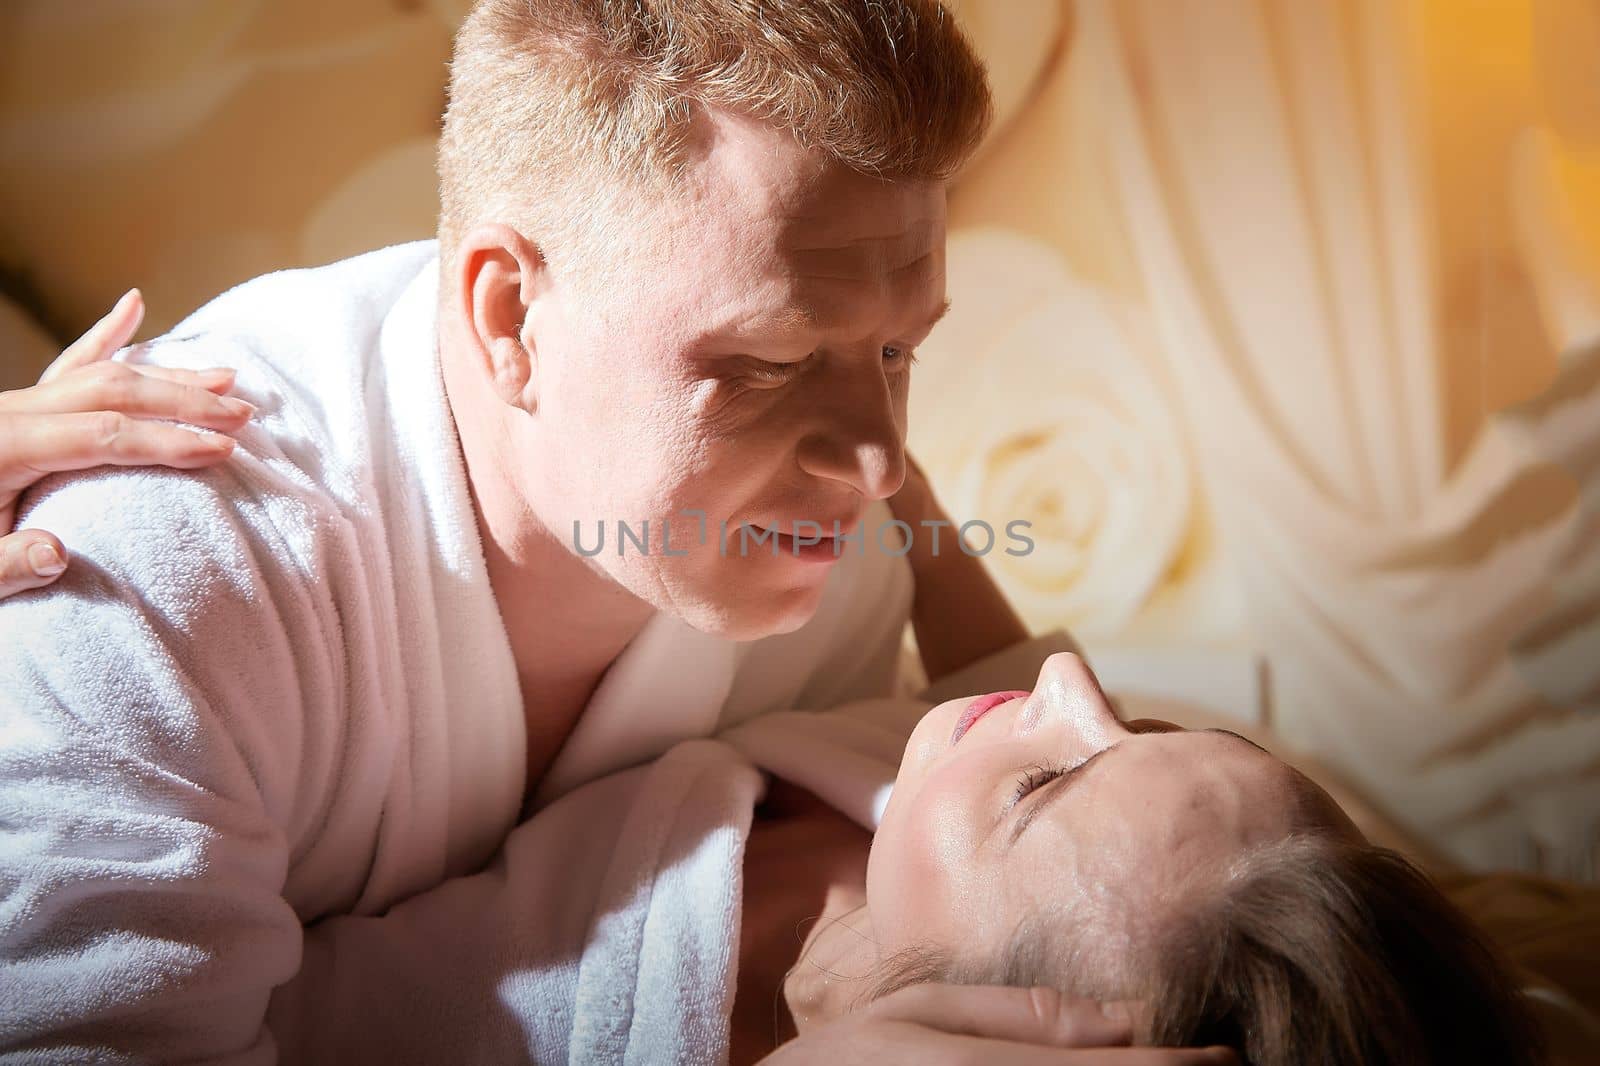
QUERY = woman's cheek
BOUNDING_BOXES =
[869,799,965,949]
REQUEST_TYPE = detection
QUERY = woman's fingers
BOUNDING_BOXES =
[0,410,234,492]
[130,364,237,393]
[0,529,69,599]
[38,288,145,385]
[12,361,254,432]
[0,289,247,603]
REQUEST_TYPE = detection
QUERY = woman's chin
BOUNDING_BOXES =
[897,698,965,777]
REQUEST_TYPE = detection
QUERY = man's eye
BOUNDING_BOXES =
[883,345,918,368]
[744,353,813,384]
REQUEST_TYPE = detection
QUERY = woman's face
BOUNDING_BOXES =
[867,653,1360,959]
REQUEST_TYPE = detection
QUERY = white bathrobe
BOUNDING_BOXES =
[0,241,913,1064]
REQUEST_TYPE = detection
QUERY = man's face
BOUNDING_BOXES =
[524,111,949,639]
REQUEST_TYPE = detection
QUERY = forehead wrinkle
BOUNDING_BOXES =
[681,218,942,349]
[707,263,938,347]
[783,220,942,277]
[779,249,943,346]
[788,249,940,288]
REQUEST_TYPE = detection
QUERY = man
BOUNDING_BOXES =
[0,2,1214,1062]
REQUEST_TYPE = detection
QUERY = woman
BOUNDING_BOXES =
[720,648,1544,1065]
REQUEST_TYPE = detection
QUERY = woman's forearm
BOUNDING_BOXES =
[889,459,1031,684]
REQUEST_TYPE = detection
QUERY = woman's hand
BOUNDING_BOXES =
[887,450,939,531]
[760,983,1236,1065]
[0,289,251,599]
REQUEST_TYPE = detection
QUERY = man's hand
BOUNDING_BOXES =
[762,984,1237,1065]
[0,288,250,599]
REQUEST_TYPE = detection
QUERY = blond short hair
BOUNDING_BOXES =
[435,0,992,279]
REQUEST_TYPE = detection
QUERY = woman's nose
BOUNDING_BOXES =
[1028,651,1125,747]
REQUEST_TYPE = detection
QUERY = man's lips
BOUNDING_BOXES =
[950,690,1031,745]
[768,528,840,563]
[750,517,861,563]
[759,516,862,537]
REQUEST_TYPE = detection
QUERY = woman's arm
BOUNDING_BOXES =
[0,289,250,598]
[888,454,1031,684]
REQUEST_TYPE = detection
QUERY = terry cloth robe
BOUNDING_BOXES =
[317,634,1079,1065]
[0,240,911,1064]
[436,626,1600,1066]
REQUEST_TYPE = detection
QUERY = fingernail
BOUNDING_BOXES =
[219,397,255,418]
[196,429,234,449]
[29,543,66,577]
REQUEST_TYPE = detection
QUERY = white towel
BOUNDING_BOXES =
[0,240,912,1064]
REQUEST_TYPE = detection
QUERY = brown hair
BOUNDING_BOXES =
[864,835,1545,1065]
[436,0,992,279]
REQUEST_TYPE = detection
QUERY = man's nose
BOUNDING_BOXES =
[794,365,906,500]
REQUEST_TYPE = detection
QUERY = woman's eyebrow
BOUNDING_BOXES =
[1007,729,1272,845]
[920,297,953,332]
[1204,727,1272,755]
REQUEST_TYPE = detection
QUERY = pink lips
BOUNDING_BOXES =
[950,690,1031,745]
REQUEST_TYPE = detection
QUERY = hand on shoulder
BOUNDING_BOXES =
[0,289,249,599]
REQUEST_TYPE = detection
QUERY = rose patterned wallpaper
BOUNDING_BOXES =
[1,0,1597,876]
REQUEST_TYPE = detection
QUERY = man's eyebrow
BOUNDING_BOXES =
[707,297,949,344]
[1007,728,1272,845]
[693,303,816,346]
[760,304,819,335]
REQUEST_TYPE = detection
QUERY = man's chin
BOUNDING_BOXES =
[676,583,825,641]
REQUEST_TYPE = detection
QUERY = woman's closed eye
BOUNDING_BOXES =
[1008,761,1075,810]
[1004,746,1120,836]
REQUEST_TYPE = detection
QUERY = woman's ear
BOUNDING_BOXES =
[455,222,549,413]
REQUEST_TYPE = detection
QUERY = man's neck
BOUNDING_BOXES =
[438,327,655,789]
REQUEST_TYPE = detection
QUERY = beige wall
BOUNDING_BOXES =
[0,0,461,355]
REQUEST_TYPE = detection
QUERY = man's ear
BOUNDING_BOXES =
[455,222,550,412]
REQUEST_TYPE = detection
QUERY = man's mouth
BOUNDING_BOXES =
[764,525,843,563]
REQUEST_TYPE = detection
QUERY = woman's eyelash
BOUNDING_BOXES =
[1010,762,1072,807]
